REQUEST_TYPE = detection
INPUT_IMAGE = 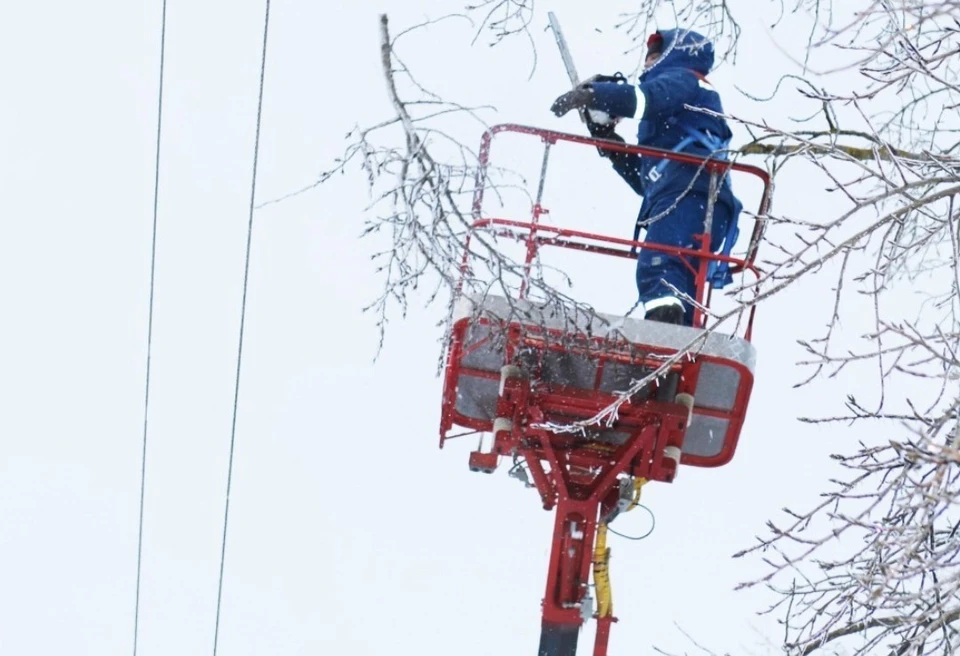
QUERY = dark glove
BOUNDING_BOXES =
[585,114,627,160]
[586,115,621,141]
[551,87,593,117]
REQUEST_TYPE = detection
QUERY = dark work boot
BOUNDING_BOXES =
[644,301,685,325]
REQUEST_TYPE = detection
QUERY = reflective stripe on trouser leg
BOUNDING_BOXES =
[643,296,685,313]
[635,193,733,323]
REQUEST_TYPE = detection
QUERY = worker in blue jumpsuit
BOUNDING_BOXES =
[551,28,742,326]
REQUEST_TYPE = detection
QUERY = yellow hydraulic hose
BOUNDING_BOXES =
[627,477,648,512]
[593,477,649,618]
[593,522,612,617]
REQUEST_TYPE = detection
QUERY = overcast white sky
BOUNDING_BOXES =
[0,2,889,655]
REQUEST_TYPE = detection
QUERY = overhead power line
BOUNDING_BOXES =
[212,1,272,654]
[133,0,168,653]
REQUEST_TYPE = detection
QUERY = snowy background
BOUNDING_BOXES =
[0,1,878,654]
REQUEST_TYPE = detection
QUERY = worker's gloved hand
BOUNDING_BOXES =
[586,117,627,161]
[551,87,593,117]
[587,117,622,142]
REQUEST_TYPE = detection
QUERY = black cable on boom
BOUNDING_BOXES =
[212,2,271,653]
[133,1,167,653]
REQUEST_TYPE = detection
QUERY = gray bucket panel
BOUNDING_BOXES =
[694,361,741,411]
[598,360,652,394]
[541,349,598,389]
[460,323,506,372]
[455,374,499,422]
[682,414,730,458]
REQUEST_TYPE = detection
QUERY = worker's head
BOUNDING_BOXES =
[644,32,663,69]
[641,29,715,77]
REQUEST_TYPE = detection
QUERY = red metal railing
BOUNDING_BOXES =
[460,124,771,338]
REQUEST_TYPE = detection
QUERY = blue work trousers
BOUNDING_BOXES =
[635,193,732,324]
